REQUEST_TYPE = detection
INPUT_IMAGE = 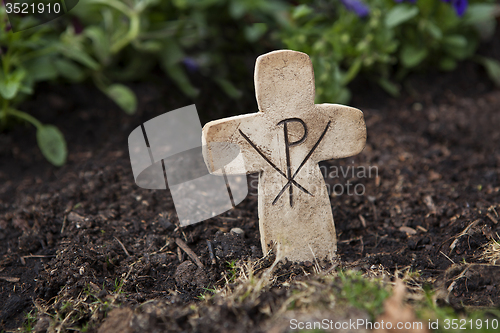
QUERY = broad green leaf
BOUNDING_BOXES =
[105,84,137,114]
[443,35,469,59]
[478,57,500,87]
[134,0,161,12]
[377,78,400,97]
[164,63,199,97]
[37,125,67,166]
[443,35,467,48]
[14,15,40,32]
[229,1,246,19]
[292,4,313,20]
[172,0,188,9]
[54,59,86,82]
[84,26,110,64]
[473,18,496,41]
[425,21,442,40]
[335,87,351,105]
[439,57,457,71]
[464,4,497,24]
[23,56,58,82]
[58,43,100,70]
[0,69,26,100]
[385,4,419,28]
[214,77,242,99]
[244,23,267,42]
[400,44,428,68]
[161,39,184,67]
[19,85,34,95]
[0,80,20,100]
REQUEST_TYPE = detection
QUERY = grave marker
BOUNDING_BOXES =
[203,50,366,261]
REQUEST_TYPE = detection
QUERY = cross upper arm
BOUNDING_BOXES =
[312,104,367,163]
[202,113,266,175]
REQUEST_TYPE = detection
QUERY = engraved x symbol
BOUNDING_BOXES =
[239,120,331,207]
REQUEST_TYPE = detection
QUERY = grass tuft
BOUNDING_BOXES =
[480,234,500,265]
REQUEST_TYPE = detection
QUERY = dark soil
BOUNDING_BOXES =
[1,33,500,332]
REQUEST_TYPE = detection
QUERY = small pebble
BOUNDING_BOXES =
[230,227,245,237]
[68,212,84,223]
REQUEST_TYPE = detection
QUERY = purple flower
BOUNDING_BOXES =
[182,57,199,73]
[340,0,370,18]
[441,0,468,16]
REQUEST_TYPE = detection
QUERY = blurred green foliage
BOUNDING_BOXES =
[0,0,286,165]
[282,0,500,103]
[1,0,499,165]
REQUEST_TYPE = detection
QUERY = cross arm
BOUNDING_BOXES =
[202,113,264,175]
[313,104,367,163]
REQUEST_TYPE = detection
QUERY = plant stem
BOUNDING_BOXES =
[61,0,68,13]
[88,0,140,54]
[111,13,140,54]
[0,46,12,126]
[8,108,43,128]
[90,0,133,16]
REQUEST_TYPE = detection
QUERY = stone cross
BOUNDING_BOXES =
[202,50,366,262]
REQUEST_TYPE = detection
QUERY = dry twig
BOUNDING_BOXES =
[20,254,55,265]
[206,240,216,265]
[114,236,131,257]
[176,237,204,268]
[0,276,19,283]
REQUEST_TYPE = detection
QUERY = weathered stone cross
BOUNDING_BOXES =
[202,50,366,262]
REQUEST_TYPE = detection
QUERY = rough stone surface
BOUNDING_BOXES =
[202,50,366,262]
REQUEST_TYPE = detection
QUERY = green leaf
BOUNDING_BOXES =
[424,21,442,40]
[19,85,34,95]
[54,59,86,82]
[292,4,313,20]
[37,125,67,166]
[244,23,267,42]
[161,39,184,67]
[335,87,351,105]
[443,35,467,49]
[164,63,199,97]
[23,57,58,82]
[0,80,19,100]
[214,77,242,99]
[229,1,246,19]
[105,84,137,115]
[464,4,497,24]
[439,57,457,71]
[58,43,100,70]
[172,0,188,9]
[478,57,500,87]
[84,26,110,64]
[377,78,400,97]
[0,69,26,100]
[385,4,419,28]
[135,40,163,53]
[342,57,362,85]
[400,44,428,68]
[443,35,469,59]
